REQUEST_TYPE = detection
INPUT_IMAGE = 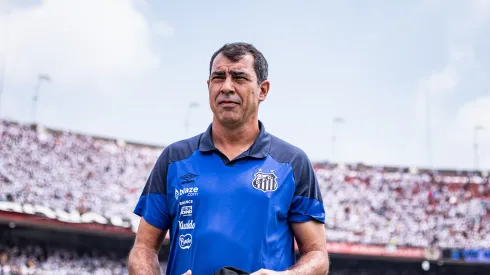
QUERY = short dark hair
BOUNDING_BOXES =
[209,42,268,84]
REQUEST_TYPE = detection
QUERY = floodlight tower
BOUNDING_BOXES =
[31,74,52,123]
[473,125,484,170]
[0,9,11,117]
[184,102,199,136]
[331,117,345,163]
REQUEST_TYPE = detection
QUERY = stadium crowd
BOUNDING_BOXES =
[1,120,490,253]
[3,242,480,275]
[317,163,490,249]
[0,243,167,275]
[0,120,160,220]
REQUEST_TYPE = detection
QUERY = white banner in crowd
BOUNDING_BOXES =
[0,201,139,233]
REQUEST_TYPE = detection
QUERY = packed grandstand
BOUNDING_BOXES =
[1,119,490,274]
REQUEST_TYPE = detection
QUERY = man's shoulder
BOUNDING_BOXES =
[268,134,318,188]
[268,134,310,164]
[158,134,202,164]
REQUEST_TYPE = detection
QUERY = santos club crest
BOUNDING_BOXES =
[252,169,278,192]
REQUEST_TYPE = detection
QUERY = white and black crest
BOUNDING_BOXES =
[252,169,278,192]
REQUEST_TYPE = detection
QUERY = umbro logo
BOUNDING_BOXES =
[180,173,197,184]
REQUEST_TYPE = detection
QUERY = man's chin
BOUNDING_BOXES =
[216,115,242,128]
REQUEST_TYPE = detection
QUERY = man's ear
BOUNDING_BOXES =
[258,80,270,102]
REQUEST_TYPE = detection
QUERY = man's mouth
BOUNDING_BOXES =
[218,100,239,107]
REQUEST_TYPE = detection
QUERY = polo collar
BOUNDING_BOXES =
[198,120,271,159]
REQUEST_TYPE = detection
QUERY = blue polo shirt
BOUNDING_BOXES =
[134,121,325,275]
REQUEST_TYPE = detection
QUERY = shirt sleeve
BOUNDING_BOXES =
[288,152,325,223]
[133,148,171,230]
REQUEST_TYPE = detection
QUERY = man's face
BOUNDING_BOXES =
[0,252,7,264]
[208,53,269,128]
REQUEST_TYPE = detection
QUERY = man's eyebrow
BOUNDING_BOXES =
[211,70,250,78]
[211,71,226,77]
[230,71,250,77]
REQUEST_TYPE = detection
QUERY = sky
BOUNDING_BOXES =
[0,0,489,171]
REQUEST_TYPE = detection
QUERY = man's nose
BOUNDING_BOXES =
[220,77,235,94]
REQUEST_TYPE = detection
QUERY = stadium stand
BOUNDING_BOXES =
[1,119,490,274]
[316,163,490,249]
[0,223,167,275]
[1,223,489,275]
[0,120,160,221]
[1,120,489,248]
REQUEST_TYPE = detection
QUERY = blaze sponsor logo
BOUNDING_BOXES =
[180,206,192,216]
[175,187,199,199]
[179,234,192,249]
[178,220,195,230]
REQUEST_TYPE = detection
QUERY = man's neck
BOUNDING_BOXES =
[211,118,259,148]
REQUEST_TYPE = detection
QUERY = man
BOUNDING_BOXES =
[128,42,329,275]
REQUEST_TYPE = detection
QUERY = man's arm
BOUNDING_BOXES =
[128,218,167,275]
[285,150,328,275]
[251,221,329,275]
[129,147,172,274]
[287,221,329,275]
[252,149,328,275]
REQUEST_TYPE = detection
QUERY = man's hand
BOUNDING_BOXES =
[128,218,166,275]
[182,270,192,275]
[250,269,288,275]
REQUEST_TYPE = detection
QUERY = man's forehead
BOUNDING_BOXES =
[211,53,254,73]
